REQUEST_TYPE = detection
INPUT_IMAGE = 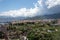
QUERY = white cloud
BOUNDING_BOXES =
[0,7,39,17]
[35,0,60,14]
[46,0,60,8]
[0,0,60,17]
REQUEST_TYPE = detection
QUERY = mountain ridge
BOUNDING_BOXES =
[0,13,60,22]
[25,13,60,20]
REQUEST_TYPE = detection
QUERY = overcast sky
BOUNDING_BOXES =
[0,0,60,17]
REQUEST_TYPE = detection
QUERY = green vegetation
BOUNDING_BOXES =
[0,21,60,40]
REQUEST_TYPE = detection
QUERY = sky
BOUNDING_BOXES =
[0,0,60,17]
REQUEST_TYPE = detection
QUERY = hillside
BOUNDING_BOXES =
[25,13,60,20]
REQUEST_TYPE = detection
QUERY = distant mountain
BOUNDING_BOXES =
[25,13,60,20]
[0,13,60,22]
[0,16,25,22]
[43,13,60,19]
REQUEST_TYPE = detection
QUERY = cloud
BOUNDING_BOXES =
[46,0,60,8]
[46,0,60,14]
[0,7,39,17]
[35,0,60,14]
[0,0,60,17]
